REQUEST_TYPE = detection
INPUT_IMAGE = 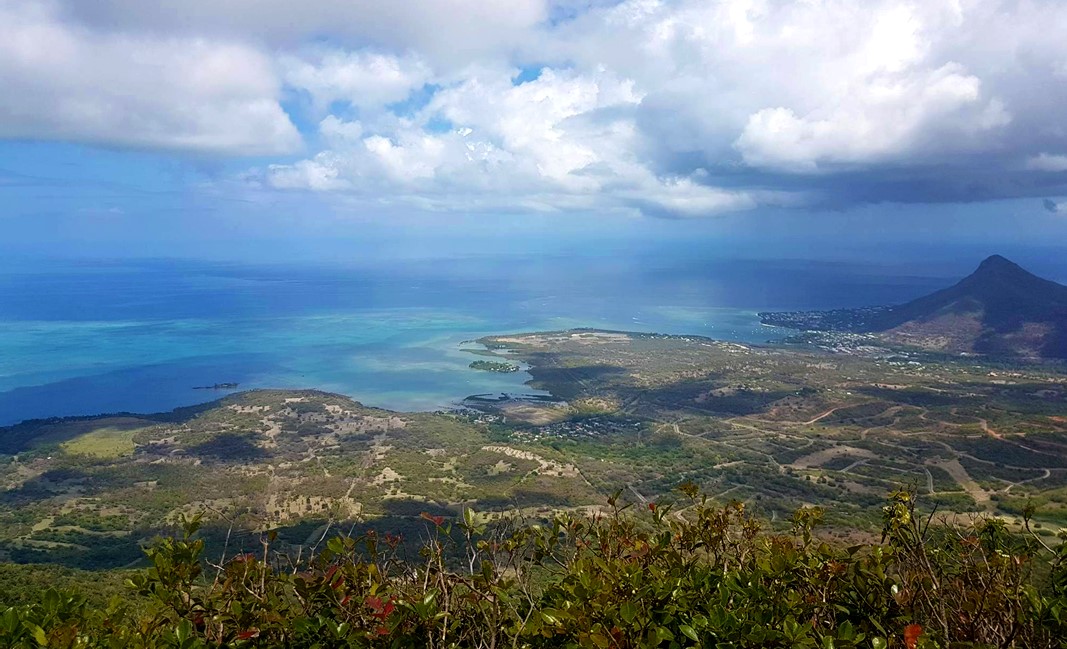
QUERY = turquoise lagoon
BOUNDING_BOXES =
[0,256,950,425]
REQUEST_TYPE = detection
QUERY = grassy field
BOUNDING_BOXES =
[61,426,143,458]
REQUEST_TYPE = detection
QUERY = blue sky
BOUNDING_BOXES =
[2,0,1067,264]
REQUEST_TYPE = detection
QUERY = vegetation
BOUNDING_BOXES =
[61,426,142,458]
[3,328,1067,646]
[476,330,1067,529]
[469,360,520,373]
[3,489,1067,648]
[3,327,1067,570]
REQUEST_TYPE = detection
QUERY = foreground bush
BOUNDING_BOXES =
[3,488,1067,648]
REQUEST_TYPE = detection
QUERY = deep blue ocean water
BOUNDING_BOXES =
[0,253,972,425]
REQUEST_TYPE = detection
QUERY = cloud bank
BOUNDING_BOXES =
[3,0,1067,217]
[0,1,300,155]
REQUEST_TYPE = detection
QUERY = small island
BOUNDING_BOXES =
[193,382,240,390]
[468,360,519,373]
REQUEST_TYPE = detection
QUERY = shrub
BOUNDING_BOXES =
[2,489,1067,648]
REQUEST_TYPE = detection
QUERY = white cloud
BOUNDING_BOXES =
[429,67,642,187]
[6,0,1067,215]
[281,49,431,111]
[267,155,348,191]
[621,176,758,218]
[734,63,1008,172]
[53,0,550,68]
[0,0,300,155]
[1027,153,1067,173]
[554,1,1025,170]
[262,0,1067,214]
[267,65,755,217]
[319,116,365,143]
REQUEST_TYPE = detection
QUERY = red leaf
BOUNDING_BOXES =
[371,597,396,620]
[420,512,445,526]
[237,628,260,640]
[904,624,923,649]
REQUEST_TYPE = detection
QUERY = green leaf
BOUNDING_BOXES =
[26,622,47,647]
[175,619,192,644]
[837,621,855,641]
[871,638,887,649]
[1,609,17,634]
[620,602,638,624]
[679,624,699,642]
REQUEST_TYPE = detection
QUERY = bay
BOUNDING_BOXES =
[0,254,952,425]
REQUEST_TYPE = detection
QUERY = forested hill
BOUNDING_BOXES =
[762,255,1067,358]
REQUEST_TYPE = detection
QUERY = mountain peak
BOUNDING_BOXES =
[762,255,1067,358]
[965,255,1043,287]
[974,254,1022,274]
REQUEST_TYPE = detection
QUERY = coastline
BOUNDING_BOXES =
[0,327,760,430]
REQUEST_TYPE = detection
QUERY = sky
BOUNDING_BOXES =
[1,0,1067,263]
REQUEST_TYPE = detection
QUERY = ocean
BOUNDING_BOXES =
[0,253,964,425]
